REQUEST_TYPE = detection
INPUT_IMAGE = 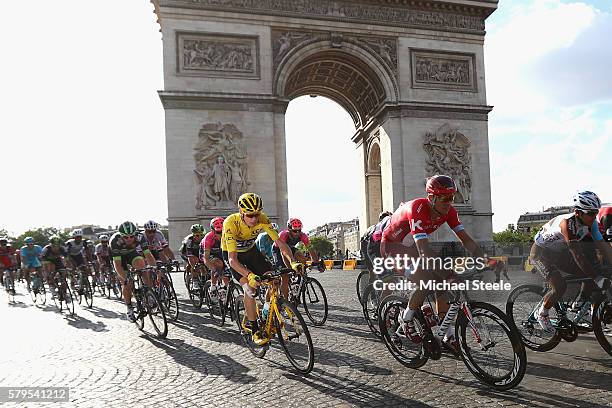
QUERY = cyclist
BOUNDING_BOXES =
[1,237,16,294]
[65,229,89,286]
[180,224,206,291]
[360,211,393,284]
[95,235,113,289]
[20,237,43,292]
[256,223,279,262]
[41,235,68,297]
[272,218,323,295]
[143,220,176,263]
[531,191,612,332]
[380,175,494,349]
[598,205,612,243]
[222,193,301,343]
[110,221,157,321]
[200,217,229,303]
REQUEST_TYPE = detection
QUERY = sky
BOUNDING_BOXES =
[0,0,610,236]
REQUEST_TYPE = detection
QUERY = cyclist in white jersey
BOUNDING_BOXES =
[530,191,612,332]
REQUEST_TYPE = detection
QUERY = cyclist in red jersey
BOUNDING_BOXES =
[380,175,495,348]
[598,206,612,242]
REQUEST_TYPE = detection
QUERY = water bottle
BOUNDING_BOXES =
[421,304,436,328]
[262,302,270,322]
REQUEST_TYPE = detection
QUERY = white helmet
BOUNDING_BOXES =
[99,234,109,241]
[72,229,83,237]
[573,191,601,211]
[144,220,158,231]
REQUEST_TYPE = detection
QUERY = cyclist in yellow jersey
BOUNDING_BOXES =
[222,193,303,342]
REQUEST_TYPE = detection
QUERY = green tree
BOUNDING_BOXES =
[492,228,532,246]
[299,236,334,259]
[14,227,70,248]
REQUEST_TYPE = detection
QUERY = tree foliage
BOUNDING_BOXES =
[12,227,71,248]
[492,228,532,246]
[299,236,334,259]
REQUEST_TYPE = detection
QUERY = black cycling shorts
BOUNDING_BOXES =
[271,245,298,268]
[68,253,85,267]
[43,257,65,270]
[223,246,273,282]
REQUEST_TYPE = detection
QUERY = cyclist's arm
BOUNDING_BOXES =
[227,251,252,278]
[143,250,157,267]
[595,240,612,265]
[275,239,296,264]
[561,219,598,278]
[162,246,175,261]
[202,248,216,271]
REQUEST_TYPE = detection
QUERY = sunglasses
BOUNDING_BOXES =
[580,210,598,217]
[290,229,302,233]
[244,212,260,219]
[437,194,455,203]
[122,235,135,240]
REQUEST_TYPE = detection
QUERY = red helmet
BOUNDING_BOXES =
[425,175,456,195]
[210,217,224,233]
[287,218,303,230]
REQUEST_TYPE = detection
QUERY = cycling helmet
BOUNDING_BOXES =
[144,220,158,231]
[379,211,393,221]
[238,193,263,213]
[72,229,83,237]
[190,224,205,234]
[425,175,457,195]
[99,234,109,242]
[271,223,279,231]
[24,237,35,244]
[573,191,601,211]
[118,221,138,236]
[49,235,62,245]
[210,217,224,233]
[287,218,303,230]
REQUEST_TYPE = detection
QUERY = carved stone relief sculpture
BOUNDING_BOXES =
[194,123,249,210]
[423,124,472,204]
[177,33,259,78]
[411,50,476,92]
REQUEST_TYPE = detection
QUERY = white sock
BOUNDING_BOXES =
[539,304,549,316]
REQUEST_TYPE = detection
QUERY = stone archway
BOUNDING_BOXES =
[153,0,498,250]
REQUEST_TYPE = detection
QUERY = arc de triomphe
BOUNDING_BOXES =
[151,0,498,250]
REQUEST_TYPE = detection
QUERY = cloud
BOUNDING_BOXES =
[525,10,612,106]
[490,105,612,231]
[485,0,597,116]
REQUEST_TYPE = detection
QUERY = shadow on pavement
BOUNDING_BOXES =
[146,336,257,385]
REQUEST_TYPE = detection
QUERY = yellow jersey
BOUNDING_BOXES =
[221,212,280,253]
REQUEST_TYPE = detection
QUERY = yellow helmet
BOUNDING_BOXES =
[238,193,263,213]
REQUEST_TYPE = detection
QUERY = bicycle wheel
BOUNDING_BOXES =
[144,288,168,338]
[187,276,203,309]
[362,283,383,338]
[457,302,527,391]
[593,299,612,356]
[63,284,75,316]
[378,295,428,369]
[161,278,179,321]
[356,270,369,304]
[274,299,314,374]
[97,276,107,298]
[506,284,561,352]
[301,277,328,326]
[82,279,93,308]
[133,294,145,331]
[37,283,47,305]
[205,280,224,325]
[234,293,267,358]
[112,278,122,300]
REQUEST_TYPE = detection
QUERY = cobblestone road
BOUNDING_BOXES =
[1,269,611,407]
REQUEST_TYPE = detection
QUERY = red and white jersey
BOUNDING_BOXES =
[381,198,464,247]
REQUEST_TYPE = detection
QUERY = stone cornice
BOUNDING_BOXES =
[153,0,497,35]
[158,91,290,113]
[352,101,493,143]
